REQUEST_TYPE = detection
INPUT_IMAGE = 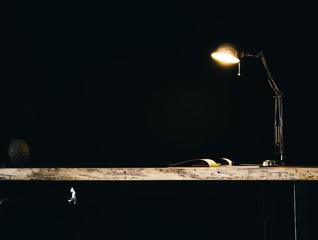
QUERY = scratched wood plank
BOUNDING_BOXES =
[1,166,318,181]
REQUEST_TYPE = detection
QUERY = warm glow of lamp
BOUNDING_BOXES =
[211,43,240,64]
[211,43,285,166]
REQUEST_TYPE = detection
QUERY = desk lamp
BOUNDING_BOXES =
[211,43,284,166]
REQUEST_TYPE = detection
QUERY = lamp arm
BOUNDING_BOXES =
[243,51,281,96]
[243,51,284,162]
[259,51,282,96]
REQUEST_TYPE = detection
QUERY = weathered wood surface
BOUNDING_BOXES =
[1,166,318,181]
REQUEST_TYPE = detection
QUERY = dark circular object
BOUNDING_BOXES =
[8,139,30,167]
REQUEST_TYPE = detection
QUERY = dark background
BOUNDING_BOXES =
[1,1,317,167]
[1,1,318,240]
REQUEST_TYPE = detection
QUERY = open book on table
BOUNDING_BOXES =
[168,158,233,167]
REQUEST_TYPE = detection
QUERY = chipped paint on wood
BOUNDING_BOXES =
[1,166,318,181]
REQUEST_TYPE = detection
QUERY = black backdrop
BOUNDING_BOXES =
[2,1,317,167]
[1,1,318,240]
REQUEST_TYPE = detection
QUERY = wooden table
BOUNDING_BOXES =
[1,165,318,181]
[1,166,318,240]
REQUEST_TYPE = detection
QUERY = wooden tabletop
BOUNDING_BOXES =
[1,166,318,181]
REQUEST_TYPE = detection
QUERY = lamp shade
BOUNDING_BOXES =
[211,43,240,64]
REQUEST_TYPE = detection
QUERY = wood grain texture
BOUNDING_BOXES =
[1,166,318,181]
